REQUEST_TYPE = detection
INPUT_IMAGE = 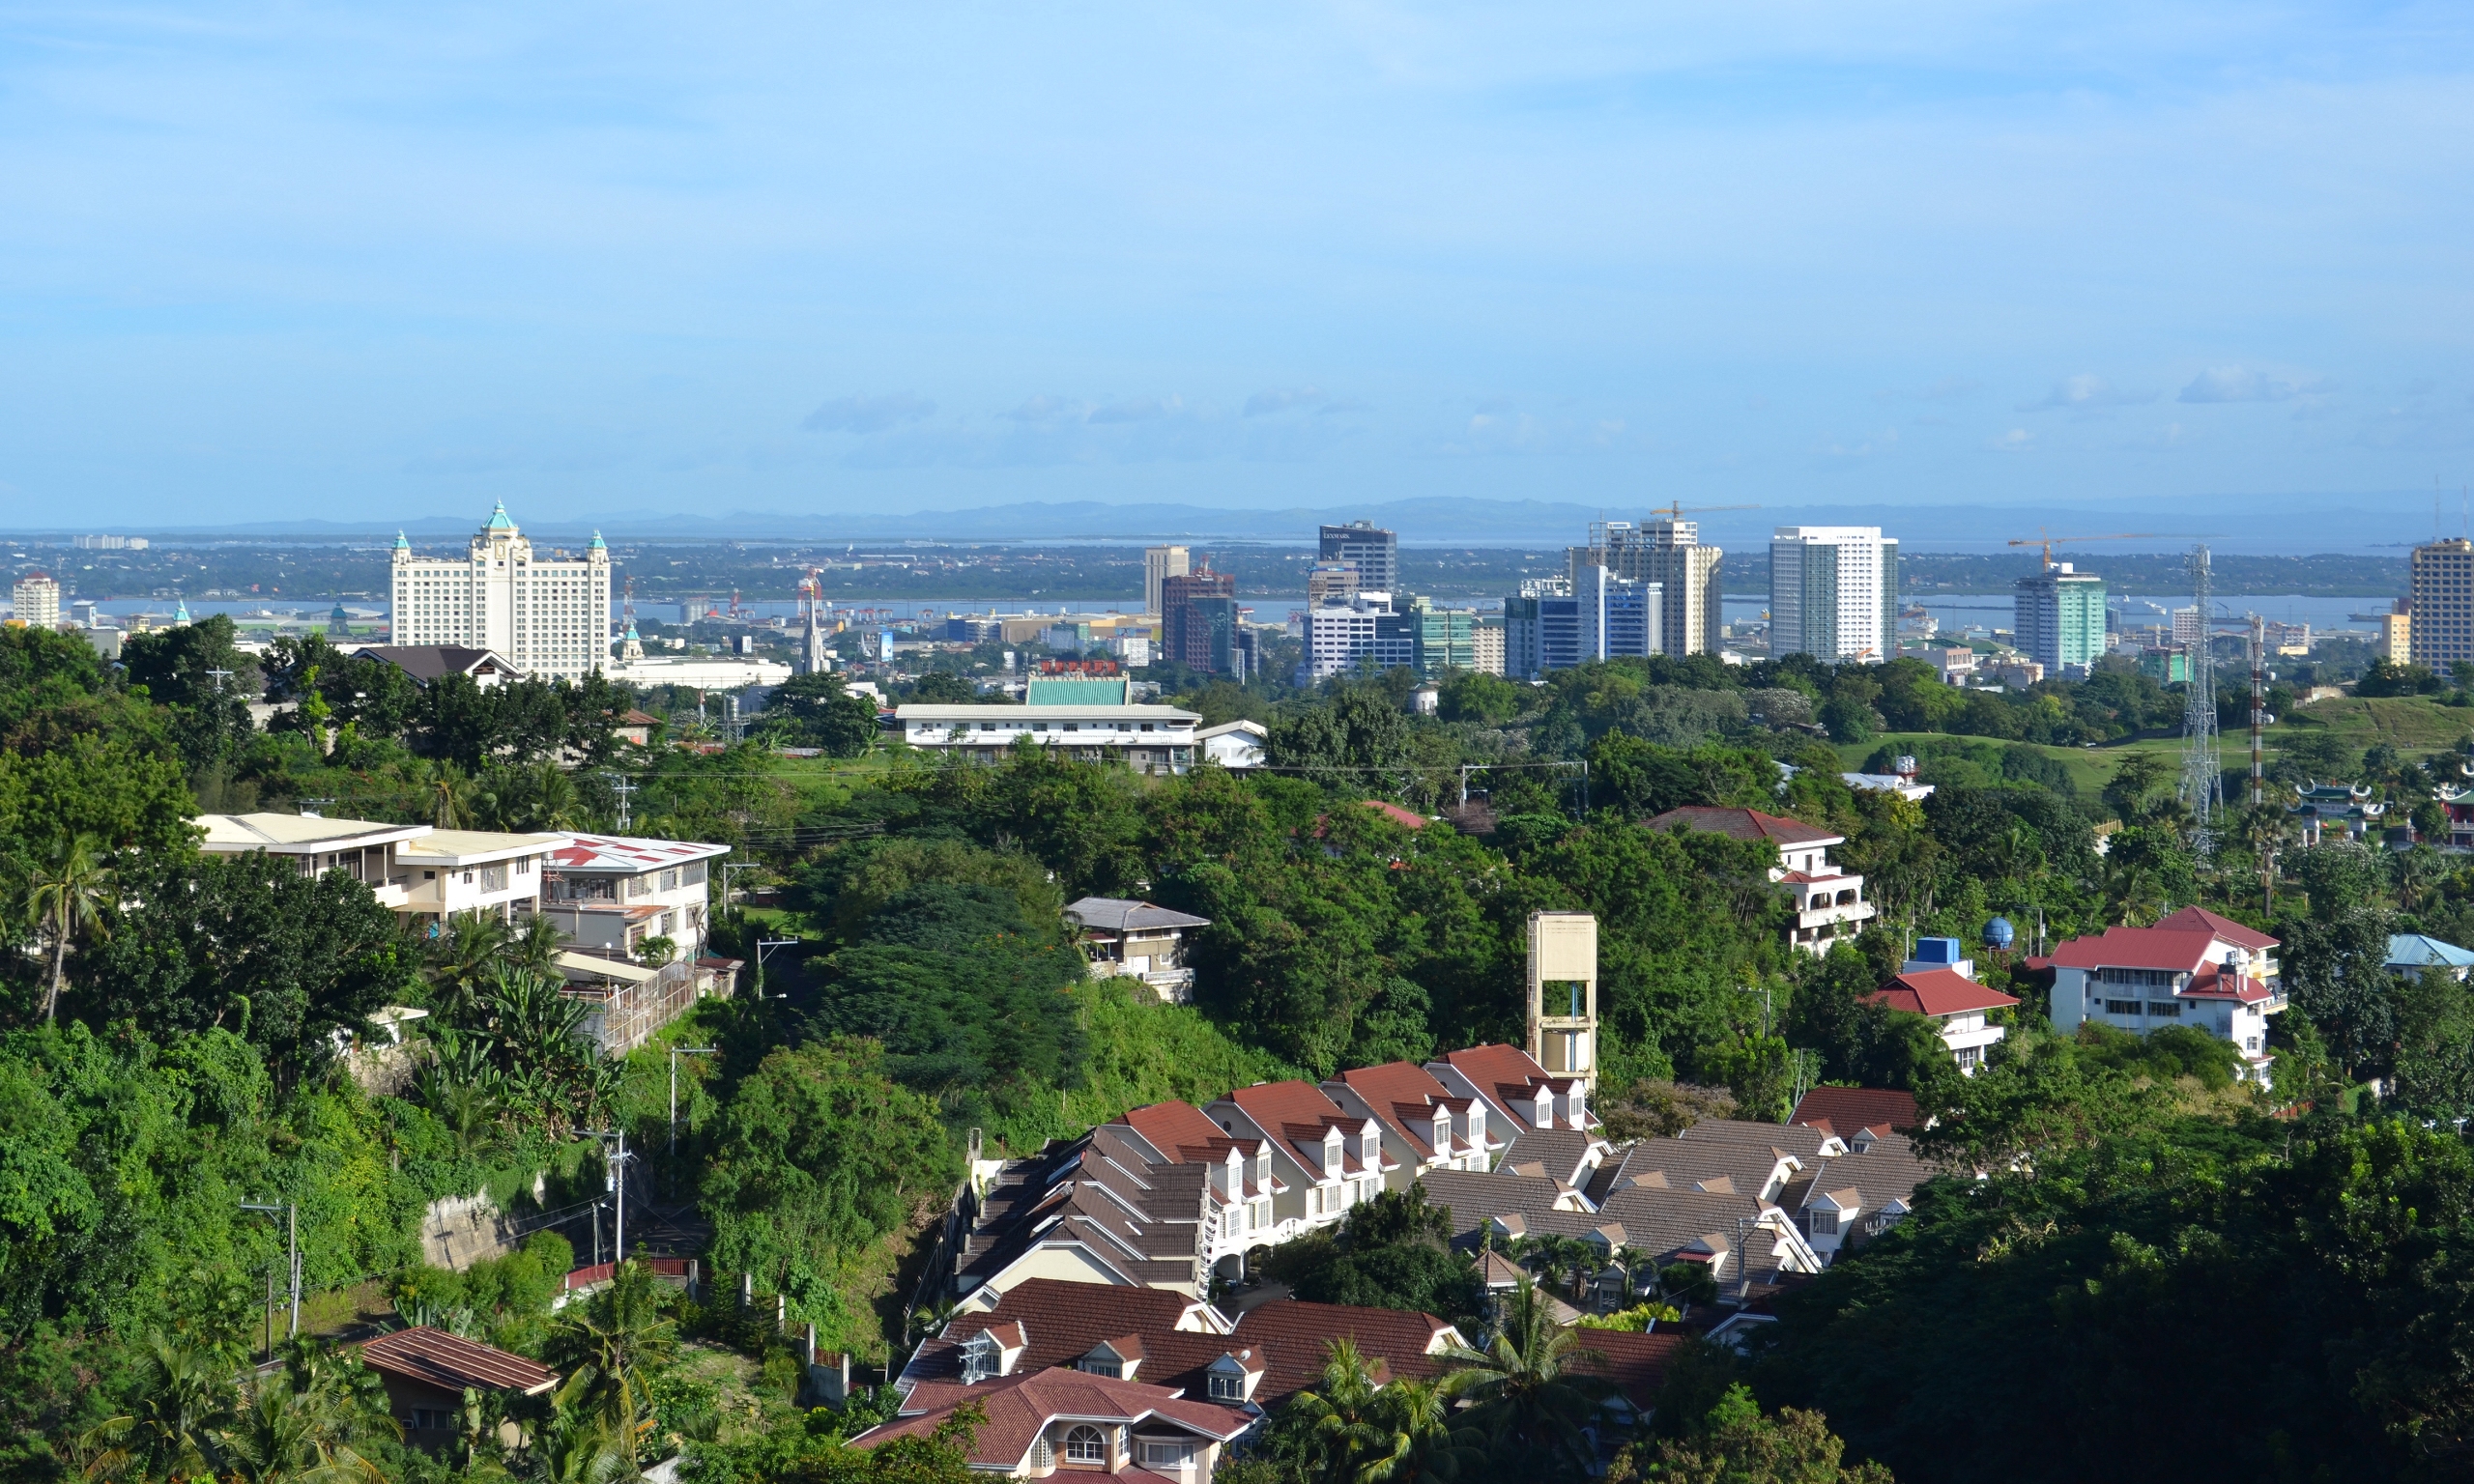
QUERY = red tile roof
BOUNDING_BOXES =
[1112,1100,1231,1162]
[1360,800,1429,830]
[858,1366,1251,1470]
[1333,1062,1468,1159]
[2050,927,2231,973]
[2182,966,2277,1003]
[357,1327,560,1396]
[1644,806,1840,847]
[2151,905,2280,952]
[1865,968,2020,1018]
[1789,1086,1918,1137]
[1565,1327,1689,1408]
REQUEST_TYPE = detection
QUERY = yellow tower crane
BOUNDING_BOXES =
[2007,528,2160,569]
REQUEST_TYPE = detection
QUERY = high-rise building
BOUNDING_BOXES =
[12,572,61,630]
[1162,565,1238,672]
[1501,578,1566,680]
[1303,592,1416,679]
[2014,562,2108,675]
[1570,520,1723,656]
[388,504,613,682]
[1769,527,1897,662]
[2412,539,2474,665]
[1143,545,1190,618]
[1306,560,1361,608]
[1472,618,1506,677]
[1409,598,1475,677]
[1319,522,1397,595]
[1533,567,1659,672]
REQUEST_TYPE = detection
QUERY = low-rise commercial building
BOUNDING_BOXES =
[896,703,1202,774]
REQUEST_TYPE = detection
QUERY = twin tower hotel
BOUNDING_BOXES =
[388,504,613,682]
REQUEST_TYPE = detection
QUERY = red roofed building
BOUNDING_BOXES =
[2049,913,2286,1083]
[538,831,733,961]
[1865,968,2019,1074]
[356,1326,560,1450]
[1321,1061,1502,1180]
[850,1364,1254,1478]
[1789,1086,1919,1140]
[1207,1081,1395,1241]
[1645,807,1875,954]
[1108,1100,1283,1285]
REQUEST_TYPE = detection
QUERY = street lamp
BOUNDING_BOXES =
[755,938,799,997]
[240,1200,300,1344]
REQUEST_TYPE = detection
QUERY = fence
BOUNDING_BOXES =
[561,956,731,1057]
[561,1256,697,1296]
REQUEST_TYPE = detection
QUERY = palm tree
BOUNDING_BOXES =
[427,911,512,1026]
[532,1392,636,1484]
[430,764,481,829]
[1358,1375,1482,1484]
[217,1339,397,1484]
[76,1336,237,1482]
[511,911,567,974]
[1281,1337,1388,1483]
[27,832,112,1023]
[1438,1279,1615,1482]
[543,1261,679,1464]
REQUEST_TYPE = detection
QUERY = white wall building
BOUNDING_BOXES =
[538,833,733,961]
[1301,593,1413,679]
[389,505,612,683]
[2049,906,2286,1084]
[1195,720,1266,769]
[1143,545,1190,618]
[12,572,62,630]
[1769,527,1899,662]
[195,813,572,929]
[898,703,1201,774]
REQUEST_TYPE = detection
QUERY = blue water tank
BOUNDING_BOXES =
[1983,916,2016,951]
[1909,936,1966,966]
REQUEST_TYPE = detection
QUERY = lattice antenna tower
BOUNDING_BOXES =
[2178,543,2223,853]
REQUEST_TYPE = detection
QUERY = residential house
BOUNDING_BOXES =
[1197,719,1268,769]
[1206,1082,1397,1238]
[1788,1086,1918,1142]
[2049,905,2286,1083]
[947,1125,1215,1311]
[195,813,570,929]
[1772,1127,1935,1266]
[612,708,663,746]
[1108,1100,1283,1285]
[538,833,732,961]
[1065,898,1212,1004]
[356,1327,559,1451]
[1644,806,1876,954]
[1319,1061,1504,1184]
[1420,1162,1825,1298]
[1866,937,2018,1073]
[1424,1042,1597,1142]
[348,643,523,690]
[900,1277,1464,1413]
[850,1366,1253,1480]
[2389,933,2474,983]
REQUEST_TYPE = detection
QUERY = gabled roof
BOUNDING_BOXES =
[1566,1328,1689,1409]
[2389,933,2474,970]
[348,645,520,683]
[357,1327,559,1396]
[856,1366,1252,1470]
[1428,1043,1583,1135]
[2050,927,2236,974]
[1066,898,1212,933]
[1790,1086,1918,1138]
[1644,806,1841,847]
[1197,720,1268,741]
[1330,1062,1475,1161]
[1217,1082,1380,1175]
[1865,968,2020,1018]
[2151,905,2279,951]
[1360,800,1429,830]
[954,1130,1213,1297]
[1111,1100,1244,1164]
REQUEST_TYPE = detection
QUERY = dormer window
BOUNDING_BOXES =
[1064,1426,1107,1464]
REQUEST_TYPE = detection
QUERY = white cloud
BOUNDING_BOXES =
[2178,366,2330,403]
[2020,374,2156,413]
[1244,386,1326,416]
[1987,428,2034,452]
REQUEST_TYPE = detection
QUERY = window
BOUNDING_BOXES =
[1809,1210,1840,1237]
[683,861,706,886]
[1064,1426,1107,1464]
[479,864,508,892]
[2103,999,2143,1016]
[1141,1440,1192,1468]
[2146,1001,2180,1018]
[627,874,651,899]
[516,857,532,874]
[1209,1372,1244,1401]
[660,868,679,892]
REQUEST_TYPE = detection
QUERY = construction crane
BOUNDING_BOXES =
[1644,501,1759,524]
[2007,528,2159,569]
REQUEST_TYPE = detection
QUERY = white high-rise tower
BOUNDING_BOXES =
[388,504,613,682]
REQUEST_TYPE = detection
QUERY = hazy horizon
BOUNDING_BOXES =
[6,4,2472,526]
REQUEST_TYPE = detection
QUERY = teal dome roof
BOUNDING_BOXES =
[393,530,410,550]
[484,501,516,531]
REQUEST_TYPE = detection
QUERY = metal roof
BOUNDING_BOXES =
[898,704,1200,722]
[197,813,431,850]
[549,833,732,872]
[1065,897,1212,932]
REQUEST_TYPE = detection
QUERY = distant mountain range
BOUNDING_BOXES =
[14,491,2446,554]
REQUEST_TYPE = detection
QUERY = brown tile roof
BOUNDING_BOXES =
[356,1327,560,1396]
[1112,1100,1233,1162]
[1420,1167,1800,1281]
[1565,1327,1689,1409]
[1496,1127,1601,1188]
[1429,1043,1580,1134]
[1330,1062,1474,1160]
[2151,904,2279,951]
[953,1129,1209,1296]
[1790,1086,1918,1137]
[1866,967,2020,1017]
[1644,805,1840,846]
[857,1366,1251,1470]
[903,1279,1460,1411]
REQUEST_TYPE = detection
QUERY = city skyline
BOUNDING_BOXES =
[6,4,2473,526]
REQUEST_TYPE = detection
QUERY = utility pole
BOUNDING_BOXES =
[2250,613,2266,809]
[2177,545,2223,856]
[241,1200,300,1339]
[755,938,799,997]
[603,771,638,831]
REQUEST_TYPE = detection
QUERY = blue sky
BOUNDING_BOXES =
[4,1,2473,528]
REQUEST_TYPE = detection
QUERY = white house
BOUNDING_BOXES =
[2049,906,2285,1083]
[1196,720,1267,770]
[538,833,734,962]
[1644,806,1876,954]
[896,703,1201,775]
[1205,1081,1396,1242]
[1065,898,1211,1003]
[195,813,571,928]
[1866,937,2017,1074]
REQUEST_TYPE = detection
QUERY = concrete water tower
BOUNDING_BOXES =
[1526,911,1599,1088]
